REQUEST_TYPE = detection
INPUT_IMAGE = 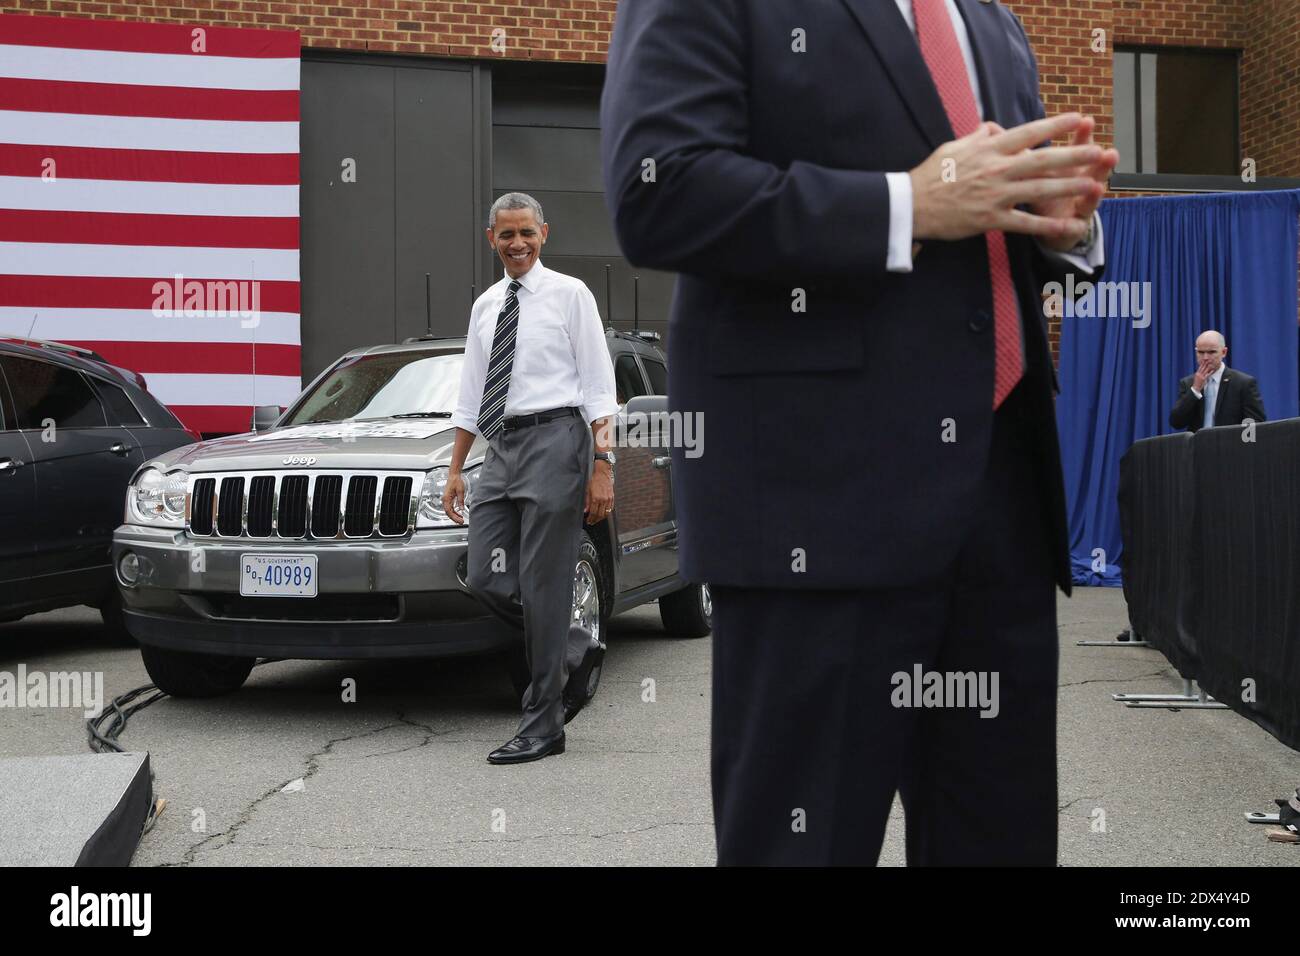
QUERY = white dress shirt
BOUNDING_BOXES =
[452,258,619,435]
[885,0,1104,275]
[1192,361,1226,429]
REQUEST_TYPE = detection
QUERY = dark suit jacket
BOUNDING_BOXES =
[601,0,1101,594]
[1169,367,1266,432]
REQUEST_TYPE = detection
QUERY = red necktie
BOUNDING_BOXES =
[913,0,1023,408]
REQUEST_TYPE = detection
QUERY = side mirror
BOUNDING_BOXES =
[622,396,669,445]
[250,405,283,432]
[624,395,668,417]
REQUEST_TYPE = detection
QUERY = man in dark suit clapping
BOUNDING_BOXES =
[602,0,1119,865]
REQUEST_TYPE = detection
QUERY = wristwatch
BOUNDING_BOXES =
[594,450,616,465]
[1071,214,1098,254]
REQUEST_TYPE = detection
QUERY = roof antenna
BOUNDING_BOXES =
[25,312,37,339]
[425,272,433,339]
[604,263,612,327]
[633,275,640,334]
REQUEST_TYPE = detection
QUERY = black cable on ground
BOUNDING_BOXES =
[84,682,168,833]
[84,660,278,834]
[87,683,167,755]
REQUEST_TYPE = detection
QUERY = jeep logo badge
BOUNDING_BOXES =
[282,456,316,466]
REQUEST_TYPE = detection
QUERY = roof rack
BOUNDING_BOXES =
[0,334,104,361]
[0,334,148,390]
[606,327,662,345]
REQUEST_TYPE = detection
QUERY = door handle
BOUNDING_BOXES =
[652,456,671,469]
[0,457,25,472]
[109,442,132,456]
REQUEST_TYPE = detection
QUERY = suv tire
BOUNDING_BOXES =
[97,591,137,647]
[140,645,254,698]
[659,582,712,638]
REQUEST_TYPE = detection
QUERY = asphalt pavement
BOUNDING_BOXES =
[1,587,1295,866]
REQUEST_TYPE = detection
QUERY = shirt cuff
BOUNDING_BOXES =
[1037,211,1105,275]
[885,171,915,273]
[450,414,480,435]
[582,398,620,425]
[1190,387,1203,400]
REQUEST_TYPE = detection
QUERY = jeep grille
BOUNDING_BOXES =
[187,471,421,539]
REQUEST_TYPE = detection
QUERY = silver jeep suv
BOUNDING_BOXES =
[111,331,711,698]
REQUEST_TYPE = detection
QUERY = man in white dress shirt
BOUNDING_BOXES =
[443,192,619,764]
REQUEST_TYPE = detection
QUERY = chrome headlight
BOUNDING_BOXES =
[417,464,480,528]
[128,466,188,527]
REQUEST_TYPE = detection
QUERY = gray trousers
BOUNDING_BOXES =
[466,407,593,738]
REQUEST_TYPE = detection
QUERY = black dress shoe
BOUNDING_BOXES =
[487,732,565,764]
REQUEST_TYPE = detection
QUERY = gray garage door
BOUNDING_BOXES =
[300,55,488,383]
[491,62,674,344]
[299,56,671,390]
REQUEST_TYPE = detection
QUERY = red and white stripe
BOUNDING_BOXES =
[0,13,300,435]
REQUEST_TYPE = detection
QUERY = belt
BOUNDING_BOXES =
[500,405,581,432]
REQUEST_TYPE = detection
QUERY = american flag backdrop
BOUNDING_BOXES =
[0,13,301,434]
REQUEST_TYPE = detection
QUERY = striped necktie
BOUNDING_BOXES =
[913,0,1024,408]
[477,278,522,441]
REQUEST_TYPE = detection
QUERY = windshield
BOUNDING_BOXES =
[282,349,465,426]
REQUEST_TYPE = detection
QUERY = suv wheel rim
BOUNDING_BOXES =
[572,558,600,642]
[701,582,712,620]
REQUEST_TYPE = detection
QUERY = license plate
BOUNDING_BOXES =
[240,554,317,597]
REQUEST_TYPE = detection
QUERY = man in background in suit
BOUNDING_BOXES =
[602,0,1118,864]
[1169,330,1266,432]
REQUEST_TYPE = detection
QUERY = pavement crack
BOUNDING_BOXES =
[1059,793,1107,813]
[1058,667,1172,689]
[350,708,469,758]
[162,719,405,866]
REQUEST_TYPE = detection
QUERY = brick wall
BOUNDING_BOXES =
[1113,0,1246,47]
[0,0,618,59]
[1007,0,1115,146]
[1239,0,1300,179]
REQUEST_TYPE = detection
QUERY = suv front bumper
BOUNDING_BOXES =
[111,524,515,659]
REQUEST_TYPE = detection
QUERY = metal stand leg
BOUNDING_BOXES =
[1245,812,1280,824]
[1077,627,1150,647]
[1113,678,1228,709]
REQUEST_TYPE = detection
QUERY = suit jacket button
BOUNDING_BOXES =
[968,309,991,333]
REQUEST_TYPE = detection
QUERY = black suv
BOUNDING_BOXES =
[0,337,196,635]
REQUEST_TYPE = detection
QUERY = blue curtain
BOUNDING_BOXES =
[1057,189,1300,586]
